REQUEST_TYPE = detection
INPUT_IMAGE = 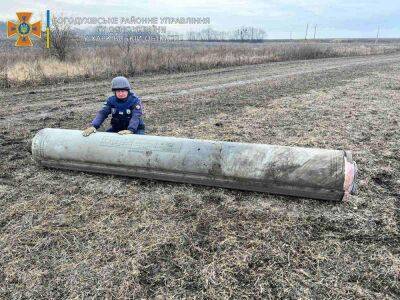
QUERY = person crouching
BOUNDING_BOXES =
[82,76,145,136]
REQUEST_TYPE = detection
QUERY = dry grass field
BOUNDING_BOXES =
[1,41,400,87]
[0,50,399,298]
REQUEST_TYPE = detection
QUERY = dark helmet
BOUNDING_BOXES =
[111,76,131,91]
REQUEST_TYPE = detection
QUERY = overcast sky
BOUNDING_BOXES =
[1,0,399,38]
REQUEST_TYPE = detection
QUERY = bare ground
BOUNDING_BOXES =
[0,53,399,299]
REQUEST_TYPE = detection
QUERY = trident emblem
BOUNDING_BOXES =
[7,12,42,47]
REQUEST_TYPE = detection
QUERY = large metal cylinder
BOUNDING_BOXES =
[31,128,357,201]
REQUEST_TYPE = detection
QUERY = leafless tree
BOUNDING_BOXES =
[49,16,78,61]
[187,31,197,41]
[234,27,265,41]
[118,32,136,74]
[118,32,135,53]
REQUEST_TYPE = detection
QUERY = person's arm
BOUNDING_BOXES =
[91,99,112,129]
[127,97,143,133]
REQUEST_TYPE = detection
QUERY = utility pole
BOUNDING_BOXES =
[313,24,317,39]
[290,30,292,40]
[375,25,380,44]
[305,23,309,40]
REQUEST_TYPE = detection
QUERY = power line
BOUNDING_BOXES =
[313,24,317,39]
[305,23,309,40]
[375,25,380,44]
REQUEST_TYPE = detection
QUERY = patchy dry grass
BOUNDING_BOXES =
[1,41,400,87]
[0,53,399,298]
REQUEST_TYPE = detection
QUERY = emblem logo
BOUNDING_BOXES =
[7,12,42,47]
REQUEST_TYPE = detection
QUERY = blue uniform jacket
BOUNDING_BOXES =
[91,92,145,133]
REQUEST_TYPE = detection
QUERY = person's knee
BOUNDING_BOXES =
[136,124,145,135]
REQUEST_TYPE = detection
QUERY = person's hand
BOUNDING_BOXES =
[118,130,133,135]
[82,126,96,137]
